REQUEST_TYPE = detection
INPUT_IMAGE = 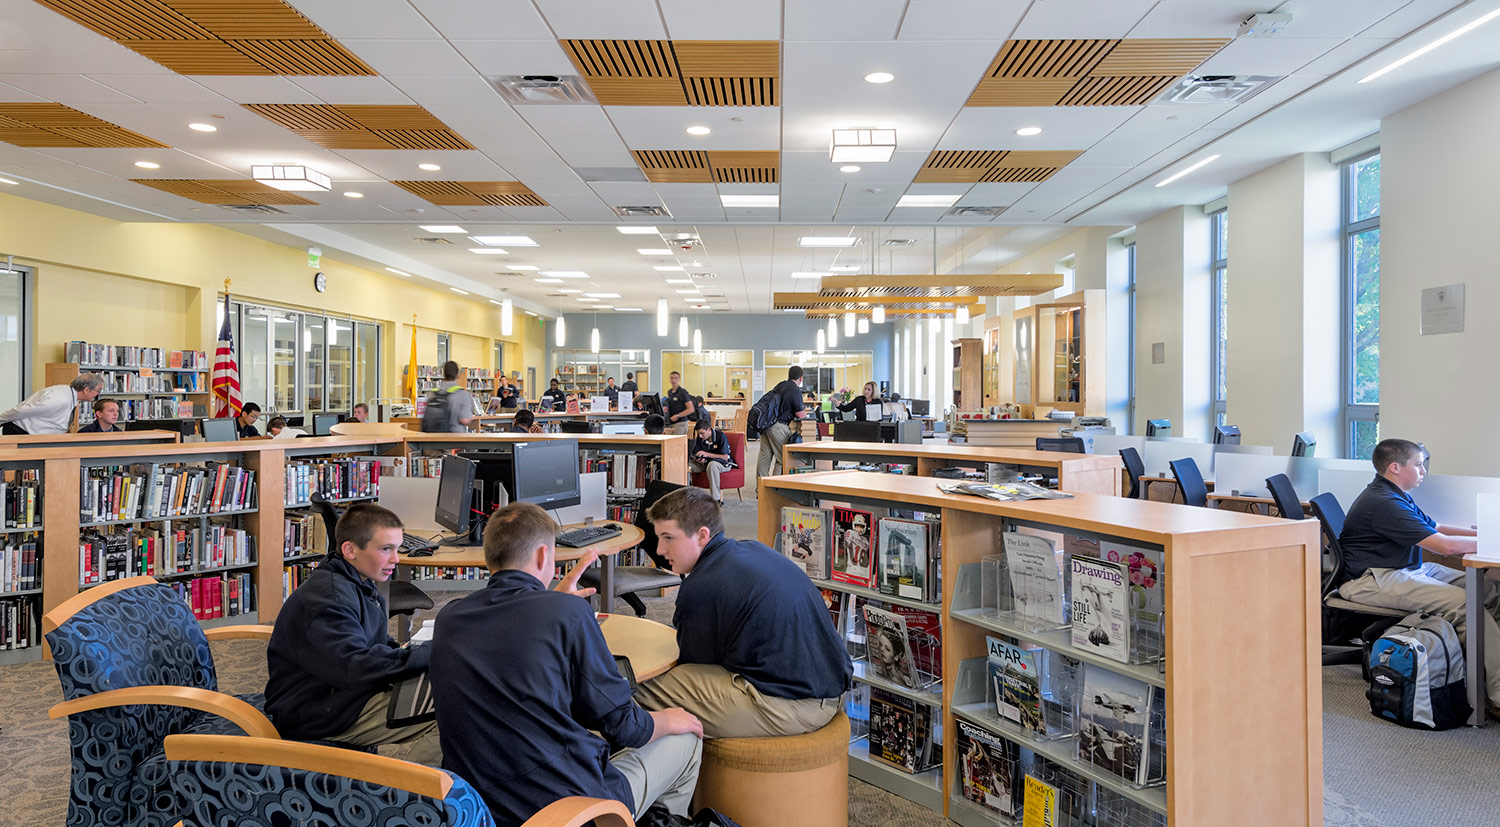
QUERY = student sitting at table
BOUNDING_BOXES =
[78,398,121,432]
[236,402,262,438]
[635,488,852,737]
[350,403,370,423]
[689,419,734,505]
[1337,438,1500,713]
[643,413,666,435]
[430,502,703,825]
[264,504,441,763]
[510,409,543,434]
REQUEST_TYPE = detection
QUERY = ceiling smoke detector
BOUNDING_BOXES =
[1160,75,1279,104]
[613,205,672,217]
[411,237,453,244]
[488,75,596,105]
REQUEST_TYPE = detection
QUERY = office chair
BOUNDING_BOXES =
[577,479,684,617]
[310,493,433,619]
[1120,447,1146,499]
[1264,473,1305,520]
[1035,437,1086,454]
[1168,458,1208,507]
[1308,492,1405,665]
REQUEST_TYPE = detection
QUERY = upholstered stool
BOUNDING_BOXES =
[692,711,850,827]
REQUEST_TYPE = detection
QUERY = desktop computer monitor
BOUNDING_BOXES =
[200,418,238,442]
[906,398,930,417]
[312,413,340,436]
[601,422,645,435]
[1213,424,1241,445]
[513,438,582,510]
[434,454,478,538]
[834,420,882,443]
[1292,432,1317,458]
[1146,419,1172,437]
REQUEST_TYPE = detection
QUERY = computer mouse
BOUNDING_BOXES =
[407,547,435,558]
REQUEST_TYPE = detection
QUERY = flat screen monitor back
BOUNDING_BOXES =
[513,439,582,510]
[434,454,477,536]
[201,418,238,442]
[312,413,340,436]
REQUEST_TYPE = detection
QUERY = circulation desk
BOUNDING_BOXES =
[783,441,1122,496]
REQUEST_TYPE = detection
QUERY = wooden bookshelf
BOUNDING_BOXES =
[758,470,1321,827]
[47,361,209,425]
[952,338,982,412]
[782,442,1122,496]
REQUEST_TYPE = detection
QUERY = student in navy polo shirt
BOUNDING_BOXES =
[1338,438,1500,711]
[635,487,853,738]
[429,502,703,826]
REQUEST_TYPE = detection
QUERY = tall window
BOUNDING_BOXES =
[230,300,379,415]
[0,264,31,409]
[1343,153,1381,458]
[436,333,450,365]
[1126,243,1137,434]
[1209,210,1229,427]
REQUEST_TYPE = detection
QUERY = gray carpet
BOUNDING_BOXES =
[2,443,1481,826]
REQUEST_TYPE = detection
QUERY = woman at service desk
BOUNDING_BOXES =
[836,382,884,422]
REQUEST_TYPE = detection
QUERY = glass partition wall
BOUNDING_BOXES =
[660,350,753,398]
[552,349,651,397]
[763,351,873,398]
[230,300,380,417]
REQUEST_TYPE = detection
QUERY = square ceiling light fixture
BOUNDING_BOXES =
[720,194,779,208]
[251,164,330,192]
[829,129,897,163]
[470,235,538,246]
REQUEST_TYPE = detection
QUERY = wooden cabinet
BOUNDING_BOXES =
[952,338,982,411]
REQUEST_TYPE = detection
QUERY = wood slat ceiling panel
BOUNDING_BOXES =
[991,150,1083,168]
[633,150,712,183]
[966,77,1076,107]
[163,0,324,39]
[242,104,471,150]
[227,38,374,75]
[49,127,166,148]
[562,40,679,78]
[33,0,211,40]
[371,129,475,150]
[914,150,1011,183]
[804,308,956,318]
[774,292,982,309]
[287,129,392,148]
[337,106,447,130]
[683,76,777,106]
[979,166,1057,183]
[0,129,87,146]
[1059,75,1177,106]
[988,39,1117,78]
[130,178,316,205]
[585,77,690,106]
[818,273,1065,297]
[478,193,548,207]
[673,41,779,76]
[243,103,361,130]
[706,150,778,184]
[0,103,109,126]
[0,103,168,148]
[392,181,549,208]
[123,40,273,74]
[1090,39,1228,76]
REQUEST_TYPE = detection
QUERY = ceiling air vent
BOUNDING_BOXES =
[573,166,647,183]
[613,205,672,217]
[219,204,288,215]
[1160,75,1278,104]
[690,272,717,278]
[948,206,1008,217]
[489,75,597,105]
[494,272,526,277]
[411,237,453,244]
[881,238,919,246]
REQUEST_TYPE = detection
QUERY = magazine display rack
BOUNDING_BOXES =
[783,442,1123,497]
[759,469,1321,827]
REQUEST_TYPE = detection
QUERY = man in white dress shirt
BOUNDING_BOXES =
[0,374,103,435]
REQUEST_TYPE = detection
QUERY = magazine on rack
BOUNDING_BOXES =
[987,635,1045,735]
[780,506,832,580]
[1078,666,1155,785]
[862,604,921,689]
[868,688,939,773]
[831,506,877,588]
[877,516,933,600]
[937,480,1074,501]
[1070,557,1131,663]
[1003,532,1066,627]
[956,719,1018,817]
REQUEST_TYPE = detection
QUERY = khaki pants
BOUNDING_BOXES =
[635,663,840,739]
[611,732,703,818]
[668,420,693,436]
[689,459,727,501]
[756,422,793,479]
[1341,562,1500,706]
[332,689,442,766]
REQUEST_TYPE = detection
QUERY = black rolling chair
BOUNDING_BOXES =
[577,479,684,617]
[1167,458,1208,507]
[1035,437,1085,453]
[309,493,434,619]
[1264,473,1305,520]
[1308,492,1404,665]
[1120,447,1146,499]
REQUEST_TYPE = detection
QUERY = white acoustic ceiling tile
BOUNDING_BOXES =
[419,103,530,134]
[440,205,521,221]
[1195,37,1348,76]
[0,74,141,104]
[185,146,377,182]
[607,106,780,150]
[515,104,614,132]
[659,0,782,39]
[784,0,907,40]
[1040,164,1132,186]
[1201,76,1322,131]
[387,75,503,107]
[556,204,619,220]
[588,181,664,202]
[1274,0,1415,39]
[938,106,1136,150]
[0,1,171,75]
[1360,0,1464,38]
[485,150,580,183]
[1294,38,1394,78]
[189,76,324,104]
[30,147,233,179]
[955,182,1035,204]
[85,74,229,105]
[554,146,638,168]
[1126,0,1253,38]
[0,80,46,102]
[328,149,510,179]
[663,203,729,221]
[410,0,556,40]
[1014,0,1156,38]
[341,40,473,77]
[284,0,442,39]
[290,75,414,104]
[526,180,604,200]
[534,0,668,39]
[448,40,578,77]
[494,204,562,220]
[898,0,1027,40]
[1127,104,1236,133]
[541,129,629,157]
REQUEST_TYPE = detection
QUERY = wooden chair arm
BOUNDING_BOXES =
[523,797,634,827]
[203,624,274,642]
[49,686,279,739]
[165,734,452,799]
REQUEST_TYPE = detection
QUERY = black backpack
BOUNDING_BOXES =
[420,385,458,433]
[746,384,785,439]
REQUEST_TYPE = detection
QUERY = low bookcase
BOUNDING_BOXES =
[758,470,1321,827]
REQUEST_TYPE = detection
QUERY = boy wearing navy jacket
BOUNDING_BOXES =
[430,502,702,826]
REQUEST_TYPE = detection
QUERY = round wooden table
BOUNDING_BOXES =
[599,614,679,681]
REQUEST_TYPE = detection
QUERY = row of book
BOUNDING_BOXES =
[283,513,325,558]
[80,462,257,522]
[382,456,444,479]
[0,539,40,593]
[781,505,942,602]
[586,452,663,498]
[284,561,318,598]
[410,566,487,581]
[0,597,37,650]
[167,573,256,621]
[79,525,255,585]
[95,371,204,394]
[65,342,208,369]
[0,474,40,529]
[78,397,195,425]
[283,458,381,505]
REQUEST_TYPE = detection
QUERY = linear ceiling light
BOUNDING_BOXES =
[1154,154,1221,188]
[420,225,466,233]
[897,194,962,208]
[799,236,858,248]
[657,299,669,335]
[385,267,412,277]
[638,248,672,255]
[617,226,659,234]
[467,248,509,254]
[500,299,513,335]
[251,164,330,192]
[540,270,589,279]
[830,128,897,163]
[1360,7,1500,83]
[720,194,778,208]
[470,235,537,246]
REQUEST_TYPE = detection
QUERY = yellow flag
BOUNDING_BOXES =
[405,321,418,401]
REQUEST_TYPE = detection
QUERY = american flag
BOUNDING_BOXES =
[212,293,242,418]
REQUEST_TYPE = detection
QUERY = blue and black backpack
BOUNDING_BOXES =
[1363,611,1472,730]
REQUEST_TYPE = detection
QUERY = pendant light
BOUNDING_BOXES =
[500,298,513,336]
[858,318,870,334]
[844,311,856,338]
[555,314,566,347]
[693,327,702,354]
[817,329,826,354]
[678,316,689,347]
[872,305,885,325]
[657,299,669,336]
[591,326,600,353]
[827,317,838,347]
[956,304,970,325]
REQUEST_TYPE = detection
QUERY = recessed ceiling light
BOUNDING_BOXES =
[790,272,831,279]
[840,165,861,173]
[489,299,502,305]
[188,122,217,132]
[509,265,539,270]
[782,308,804,313]
[343,191,363,198]
[535,278,564,283]
[385,267,412,277]
[637,248,672,255]
[468,248,509,255]
[1359,6,1500,83]
[686,126,711,136]
[558,288,583,293]
[864,72,894,84]
[654,265,685,271]
[616,226,659,235]
[1154,154,1221,188]
[799,236,858,247]
[541,270,589,279]
[418,163,442,171]
[585,292,621,298]
[664,279,693,284]
[675,289,701,294]
[449,287,469,295]
[0,177,17,185]
[471,235,537,246]
[420,225,467,233]
[590,304,613,309]
[134,161,159,169]
[615,307,643,312]
[523,310,537,316]
[721,194,778,208]
[1015,126,1043,136]
[897,194,962,208]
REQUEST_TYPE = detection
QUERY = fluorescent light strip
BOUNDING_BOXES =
[799,236,857,247]
[385,267,412,277]
[896,194,961,208]
[637,248,672,255]
[616,226,659,235]
[450,287,469,295]
[1154,154,1221,188]
[470,235,537,246]
[541,271,589,279]
[468,248,509,255]
[664,279,693,284]
[420,225,466,233]
[584,292,621,298]
[721,194,778,208]
[1360,7,1500,83]
[535,278,564,284]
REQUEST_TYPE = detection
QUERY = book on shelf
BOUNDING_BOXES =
[831,506,876,588]
[284,512,327,558]
[65,342,207,370]
[79,524,254,585]
[780,506,831,580]
[956,719,1019,818]
[0,472,41,529]
[1078,665,1156,785]
[1069,557,1130,663]
[582,452,662,498]
[868,687,940,774]
[988,635,1045,735]
[1004,532,1066,627]
[283,458,381,504]
[168,572,256,621]
[283,561,320,598]
[0,597,37,650]
[80,462,257,522]
[861,604,923,690]
[1,538,40,593]
[78,396,198,425]
[876,516,937,601]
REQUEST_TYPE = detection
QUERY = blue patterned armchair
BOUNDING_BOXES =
[165,734,636,827]
[44,576,277,827]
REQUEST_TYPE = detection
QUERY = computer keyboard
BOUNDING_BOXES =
[556,523,623,548]
[400,533,438,554]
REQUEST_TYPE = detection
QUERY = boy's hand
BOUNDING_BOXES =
[554,548,600,598]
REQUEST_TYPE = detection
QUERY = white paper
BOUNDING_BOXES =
[616,391,633,412]
[1420,284,1465,335]
[590,395,610,412]
[1476,493,1500,561]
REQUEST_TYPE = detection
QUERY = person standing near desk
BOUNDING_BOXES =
[754,365,810,479]
[0,373,102,435]
[430,502,703,825]
[836,381,883,421]
[421,361,476,433]
[664,371,696,435]
[620,373,638,394]
[604,376,620,408]
[1337,438,1500,713]
[78,398,121,432]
